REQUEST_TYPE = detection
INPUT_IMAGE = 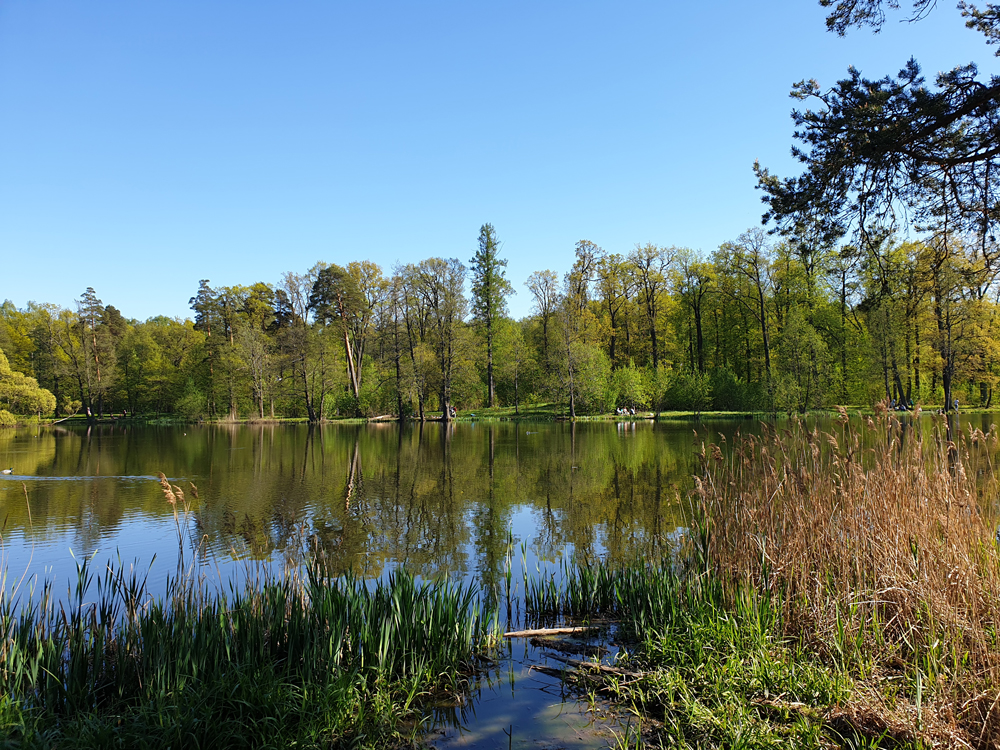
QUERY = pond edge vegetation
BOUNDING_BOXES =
[1,412,1000,748]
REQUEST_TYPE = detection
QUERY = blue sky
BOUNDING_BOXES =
[0,1,991,321]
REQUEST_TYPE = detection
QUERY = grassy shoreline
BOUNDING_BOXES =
[14,402,992,428]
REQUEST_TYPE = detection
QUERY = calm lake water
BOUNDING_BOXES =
[0,413,995,595]
[0,414,994,748]
[0,420,714,594]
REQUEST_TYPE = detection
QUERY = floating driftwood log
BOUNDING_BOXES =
[543,653,645,678]
[502,626,600,638]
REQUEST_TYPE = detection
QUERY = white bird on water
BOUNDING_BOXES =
[1,468,12,475]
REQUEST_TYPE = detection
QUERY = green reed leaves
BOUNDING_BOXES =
[0,556,497,748]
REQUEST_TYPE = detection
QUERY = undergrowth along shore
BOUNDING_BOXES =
[1,410,999,748]
[14,401,983,427]
[526,408,1000,748]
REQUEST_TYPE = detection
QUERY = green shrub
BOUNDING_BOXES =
[611,363,649,409]
[708,367,764,411]
[175,382,208,420]
[659,369,712,412]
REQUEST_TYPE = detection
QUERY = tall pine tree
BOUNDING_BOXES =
[470,224,514,407]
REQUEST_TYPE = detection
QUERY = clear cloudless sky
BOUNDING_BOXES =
[1,1,994,321]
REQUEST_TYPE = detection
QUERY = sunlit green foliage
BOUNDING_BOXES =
[2,220,999,419]
[0,348,54,418]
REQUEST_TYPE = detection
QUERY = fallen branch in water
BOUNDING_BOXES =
[529,636,609,657]
[503,626,600,638]
[529,658,647,693]
[545,653,645,678]
[529,664,603,685]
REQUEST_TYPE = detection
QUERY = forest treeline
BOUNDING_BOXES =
[1,222,997,423]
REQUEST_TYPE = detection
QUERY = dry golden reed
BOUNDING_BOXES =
[157,472,176,505]
[690,409,1000,746]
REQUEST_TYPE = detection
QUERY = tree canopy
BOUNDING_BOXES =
[0,348,56,420]
[756,0,1000,249]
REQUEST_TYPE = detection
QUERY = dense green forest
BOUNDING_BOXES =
[2,222,998,422]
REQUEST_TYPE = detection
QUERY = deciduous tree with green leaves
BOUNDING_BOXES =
[525,269,559,370]
[412,258,467,421]
[0,348,55,420]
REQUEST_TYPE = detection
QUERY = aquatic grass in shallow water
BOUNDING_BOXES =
[522,413,1000,746]
[523,552,681,629]
[525,560,848,748]
[0,552,498,748]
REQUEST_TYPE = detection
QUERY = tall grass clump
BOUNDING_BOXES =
[523,554,681,630]
[525,557,848,747]
[0,487,499,748]
[691,408,1000,744]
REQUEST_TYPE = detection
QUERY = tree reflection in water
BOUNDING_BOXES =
[0,418,821,593]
